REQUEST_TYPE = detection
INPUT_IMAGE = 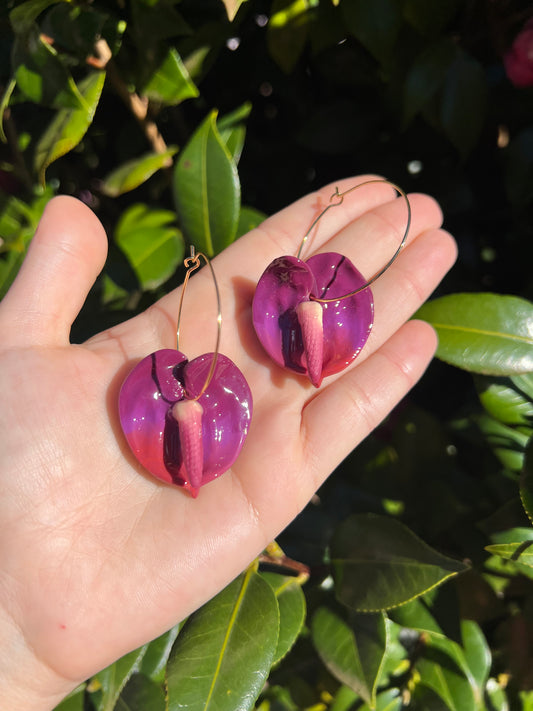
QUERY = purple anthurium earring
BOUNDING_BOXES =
[119,248,252,497]
[252,179,411,387]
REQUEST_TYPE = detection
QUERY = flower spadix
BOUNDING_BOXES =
[252,253,374,387]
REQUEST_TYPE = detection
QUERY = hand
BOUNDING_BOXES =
[0,177,456,710]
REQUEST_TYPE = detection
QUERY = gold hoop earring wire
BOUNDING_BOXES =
[176,247,221,401]
[296,179,412,303]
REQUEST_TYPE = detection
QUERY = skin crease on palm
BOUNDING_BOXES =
[0,176,457,710]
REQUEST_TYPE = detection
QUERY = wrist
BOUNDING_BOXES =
[0,606,75,711]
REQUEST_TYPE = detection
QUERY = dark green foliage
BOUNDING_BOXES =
[2,0,533,708]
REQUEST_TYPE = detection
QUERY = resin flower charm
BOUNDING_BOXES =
[119,349,252,496]
[252,252,374,387]
[119,246,252,496]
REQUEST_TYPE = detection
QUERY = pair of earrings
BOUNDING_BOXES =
[118,180,411,496]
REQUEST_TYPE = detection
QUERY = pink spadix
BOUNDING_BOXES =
[295,300,324,387]
[171,399,204,492]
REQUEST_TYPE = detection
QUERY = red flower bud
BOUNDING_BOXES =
[504,19,533,88]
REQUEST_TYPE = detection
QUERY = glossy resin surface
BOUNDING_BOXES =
[119,349,252,495]
[252,252,374,386]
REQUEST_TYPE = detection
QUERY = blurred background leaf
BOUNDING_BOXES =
[173,110,240,256]
[331,513,469,611]
[416,293,533,375]
[113,204,184,291]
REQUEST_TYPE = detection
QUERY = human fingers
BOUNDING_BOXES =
[0,196,107,347]
[236,175,397,263]
[363,226,457,360]
[127,183,440,362]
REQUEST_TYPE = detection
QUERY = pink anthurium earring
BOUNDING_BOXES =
[252,179,411,387]
[119,248,252,497]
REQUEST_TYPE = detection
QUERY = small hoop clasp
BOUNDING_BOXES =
[296,179,412,303]
[176,246,222,400]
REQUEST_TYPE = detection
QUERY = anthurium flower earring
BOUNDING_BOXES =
[119,248,252,497]
[252,180,411,387]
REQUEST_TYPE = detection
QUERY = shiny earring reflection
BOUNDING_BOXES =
[252,180,411,387]
[119,248,252,497]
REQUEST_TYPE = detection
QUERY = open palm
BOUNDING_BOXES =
[0,177,456,710]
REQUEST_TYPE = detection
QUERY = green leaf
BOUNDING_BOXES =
[404,40,457,125]
[413,634,477,711]
[485,541,533,568]
[173,110,240,256]
[312,607,387,706]
[0,78,17,143]
[130,0,191,44]
[93,645,148,711]
[115,673,166,711]
[520,691,533,711]
[416,293,533,375]
[490,527,533,545]
[114,204,184,291]
[9,0,65,33]
[409,686,450,711]
[378,619,410,682]
[341,0,402,67]
[100,147,178,197]
[484,680,508,711]
[521,437,533,523]
[477,413,530,472]
[331,514,468,612]
[217,102,252,164]
[485,531,533,585]
[41,5,122,60]
[12,28,87,109]
[461,620,491,700]
[331,686,403,711]
[476,374,533,427]
[267,0,314,74]
[513,372,533,403]
[260,572,306,664]
[142,48,199,106]
[236,206,267,239]
[52,684,86,711]
[221,0,248,21]
[33,70,105,184]
[166,568,279,711]
[388,585,461,643]
[256,684,299,711]
[358,689,403,711]
[0,187,54,298]
[439,51,487,158]
[329,685,359,711]
[139,623,182,683]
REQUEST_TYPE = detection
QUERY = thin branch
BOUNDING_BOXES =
[258,550,311,583]
[91,39,169,155]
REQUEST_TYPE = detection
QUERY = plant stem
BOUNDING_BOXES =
[91,39,169,156]
[259,545,311,584]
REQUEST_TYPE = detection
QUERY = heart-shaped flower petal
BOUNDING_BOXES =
[119,349,252,495]
[252,252,373,386]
